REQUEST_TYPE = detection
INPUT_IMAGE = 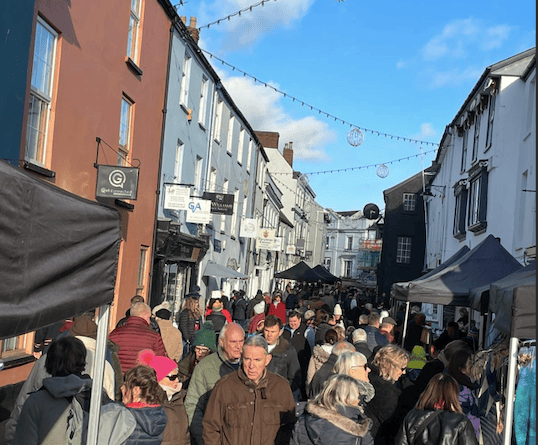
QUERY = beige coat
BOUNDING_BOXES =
[156,318,183,362]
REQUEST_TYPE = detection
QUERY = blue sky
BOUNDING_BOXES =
[176,0,535,212]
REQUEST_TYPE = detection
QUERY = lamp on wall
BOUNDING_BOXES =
[422,185,446,198]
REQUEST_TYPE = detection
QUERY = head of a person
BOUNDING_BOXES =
[324,328,338,346]
[263,292,272,304]
[241,335,272,384]
[192,321,217,361]
[364,303,373,312]
[138,350,181,392]
[183,297,201,318]
[155,308,172,321]
[287,310,303,330]
[333,351,370,382]
[263,315,283,345]
[331,341,356,357]
[380,317,397,333]
[368,312,381,328]
[334,325,346,342]
[304,310,316,326]
[315,309,330,326]
[333,304,342,320]
[219,322,245,361]
[208,297,224,312]
[122,364,162,405]
[312,374,362,410]
[358,314,369,325]
[351,327,367,344]
[130,295,145,306]
[272,292,282,304]
[131,302,152,323]
[446,321,461,339]
[373,344,410,383]
[45,336,87,377]
[416,373,463,412]
[447,346,473,380]
[414,312,426,326]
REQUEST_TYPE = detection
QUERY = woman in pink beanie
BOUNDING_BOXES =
[138,350,190,445]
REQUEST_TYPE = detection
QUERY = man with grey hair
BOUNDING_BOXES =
[308,341,356,398]
[352,327,372,359]
[364,312,389,352]
[203,335,296,445]
[186,322,245,444]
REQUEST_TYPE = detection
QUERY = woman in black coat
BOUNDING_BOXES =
[364,344,410,445]
[176,297,202,350]
[291,374,374,445]
[395,373,478,445]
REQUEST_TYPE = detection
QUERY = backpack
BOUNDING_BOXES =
[65,395,89,445]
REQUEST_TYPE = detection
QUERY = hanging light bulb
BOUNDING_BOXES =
[347,127,364,147]
[376,164,389,178]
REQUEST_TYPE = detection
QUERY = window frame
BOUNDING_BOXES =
[26,18,58,167]
[403,193,416,212]
[226,114,235,155]
[466,162,489,233]
[237,127,245,165]
[396,236,412,264]
[453,180,468,240]
[198,75,208,128]
[213,96,223,143]
[136,245,149,294]
[485,93,496,150]
[343,260,353,278]
[127,0,142,63]
[471,113,480,163]
[174,139,184,181]
[459,126,468,173]
[193,155,203,195]
[179,53,192,108]
[346,236,353,250]
[118,96,134,166]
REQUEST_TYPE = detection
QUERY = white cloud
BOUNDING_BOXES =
[414,123,437,140]
[196,0,315,49]
[422,18,513,61]
[429,66,483,88]
[396,60,406,69]
[218,69,336,161]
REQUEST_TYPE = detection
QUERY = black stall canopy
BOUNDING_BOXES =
[0,160,122,339]
[391,235,523,307]
[275,261,325,282]
[312,264,339,283]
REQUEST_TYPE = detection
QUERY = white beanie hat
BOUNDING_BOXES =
[334,304,342,316]
[380,310,389,320]
[253,301,265,315]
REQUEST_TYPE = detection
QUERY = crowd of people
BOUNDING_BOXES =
[5,282,495,445]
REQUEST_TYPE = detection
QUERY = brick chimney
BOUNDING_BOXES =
[283,142,293,168]
[180,16,200,44]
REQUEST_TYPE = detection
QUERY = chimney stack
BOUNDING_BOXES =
[283,142,293,167]
[180,16,200,44]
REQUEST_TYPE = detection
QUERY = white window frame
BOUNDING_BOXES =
[220,179,228,231]
[485,93,496,150]
[180,53,192,107]
[118,97,134,166]
[237,128,245,164]
[343,260,353,278]
[174,139,184,180]
[136,245,148,294]
[472,115,480,162]
[346,236,353,250]
[26,18,57,166]
[468,178,481,226]
[209,167,217,192]
[127,0,142,63]
[246,139,253,173]
[193,156,203,195]
[231,188,239,236]
[460,128,468,172]
[403,193,416,212]
[226,115,235,154]
[213,96,223,143]
[396,236,412,264]
[198,75,208,127]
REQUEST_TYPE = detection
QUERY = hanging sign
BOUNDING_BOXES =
[269,236,283,252]
[286,245,296,255]
[202,192,234,215]
[96,165,139,199]
[256,228,276,250]
[240,218,258,238]
[185,198,211,224]
[164,185,190,210]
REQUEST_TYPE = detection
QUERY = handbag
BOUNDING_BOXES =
[412,410,441,443]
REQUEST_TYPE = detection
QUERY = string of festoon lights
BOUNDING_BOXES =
[196,0,279,30]
[201,49,440,150]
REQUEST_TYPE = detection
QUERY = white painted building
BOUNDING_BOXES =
[424,48,536,268]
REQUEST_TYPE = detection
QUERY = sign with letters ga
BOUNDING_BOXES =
[185,198,211,224]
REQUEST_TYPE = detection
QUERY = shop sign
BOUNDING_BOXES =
[185,198,211,224]
[96,165,139,199]
[286,245,296,255]
[202,192,234,215]
[257,228,276,250]
[240,218,258,238]
[164,185,190,210]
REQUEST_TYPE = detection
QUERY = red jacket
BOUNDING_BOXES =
[267,301,287,325]
[108,316,167,373]
[205,308,232,323]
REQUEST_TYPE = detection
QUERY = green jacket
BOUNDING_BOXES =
[184,346,238,444]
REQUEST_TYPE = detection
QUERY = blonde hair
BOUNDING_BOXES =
[312,374,361,410]
[183,297,201,319]
[333,325,346,342]
[373,344,409,382]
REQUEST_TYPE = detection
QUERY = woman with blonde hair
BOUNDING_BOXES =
[395,373,478,445]
[333,351,375,410]
[364,344,410,444]
[291,374,374,445]
[177,297,202,354]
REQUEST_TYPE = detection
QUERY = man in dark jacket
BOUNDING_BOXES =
[263,315,301,399]
[282,310,312,401]
[351,328,372,360]
[308,341,355,399]
[403,312,427,352]
[246,289,264,320]
[363,313,388,352]
[433,321,465,352]
[231,290,247,329]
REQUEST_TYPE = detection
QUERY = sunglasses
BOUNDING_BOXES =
[166,374,180,381]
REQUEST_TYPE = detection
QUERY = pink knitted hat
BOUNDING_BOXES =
[138,349,177,382]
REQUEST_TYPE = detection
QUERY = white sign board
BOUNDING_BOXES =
[240,218,258,238]
[185,198,211,224]
[270,237,283,252]
[164,185,190,210]
[256,228,276,250]
[286,245,296,255]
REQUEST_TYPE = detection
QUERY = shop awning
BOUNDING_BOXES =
[391,235,522,306]
[274,261,325,282]
[203,261,248,279]
[312,264,339,283]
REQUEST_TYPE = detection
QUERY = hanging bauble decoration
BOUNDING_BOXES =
[347,127,364,147]
[376,164,389,178]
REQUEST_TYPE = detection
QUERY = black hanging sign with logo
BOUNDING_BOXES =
[202,192,234,215]
[96,165,139,200]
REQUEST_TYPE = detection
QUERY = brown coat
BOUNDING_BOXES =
[162,389,190,445]
[202,367,296,445]
[156,318,184,362]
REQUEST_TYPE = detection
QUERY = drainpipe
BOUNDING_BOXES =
[148,22,175,303]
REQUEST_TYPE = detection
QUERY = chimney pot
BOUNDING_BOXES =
[189,17,197,27]
[180,16,187,24]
